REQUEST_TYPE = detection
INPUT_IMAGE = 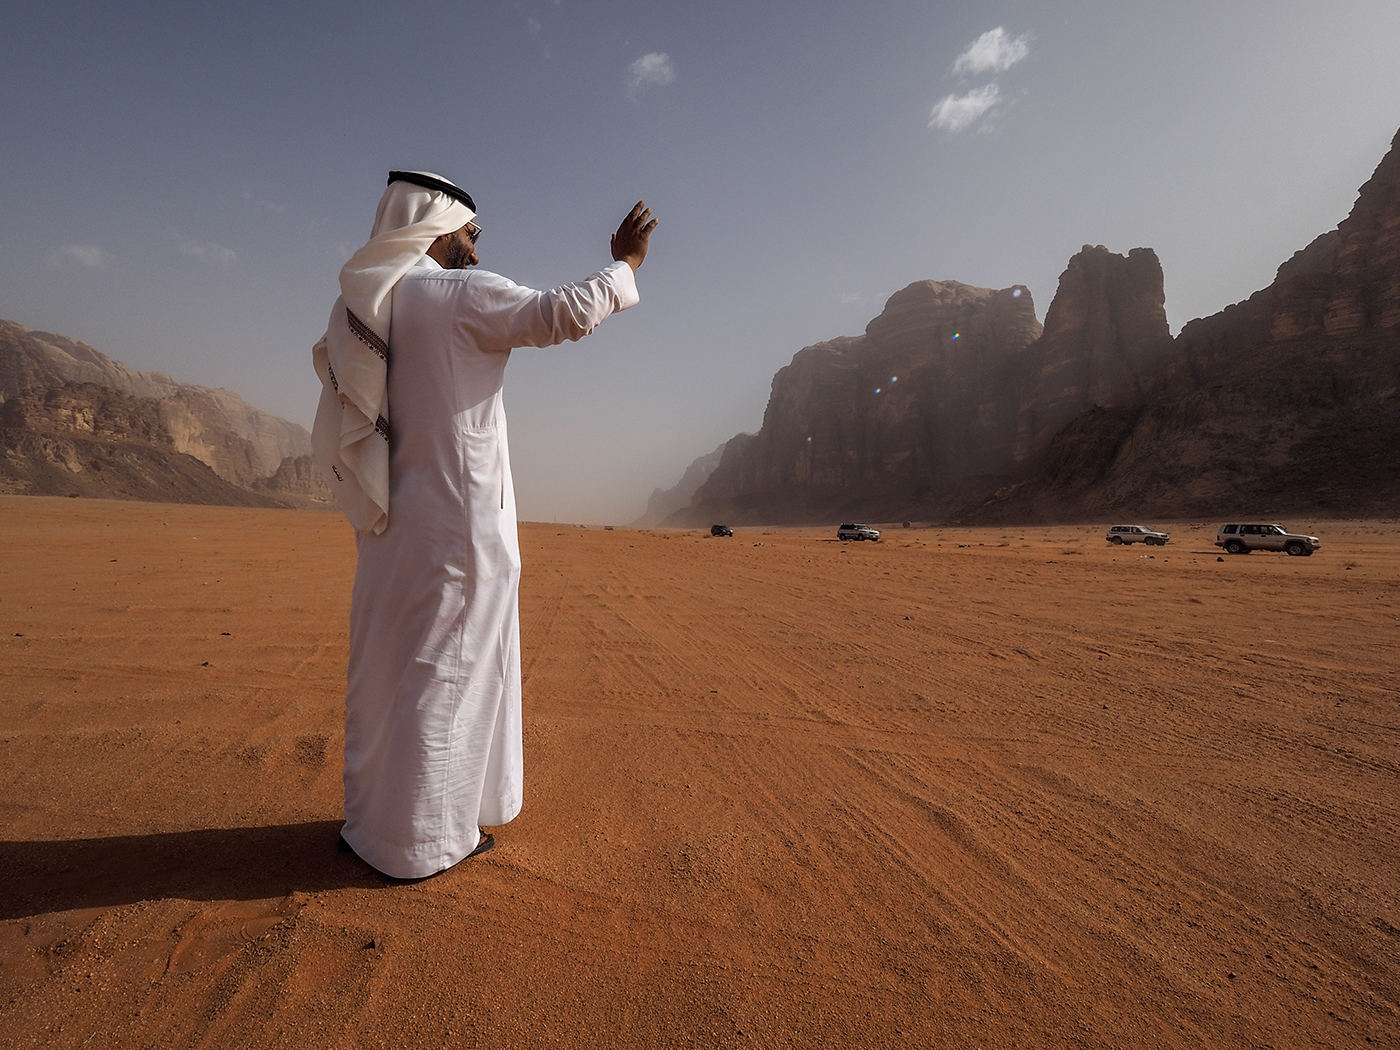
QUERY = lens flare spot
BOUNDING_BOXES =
[1012,288,1022,298]
[952,332,960,340]
[890,375,898,382]
[874,387,881,394]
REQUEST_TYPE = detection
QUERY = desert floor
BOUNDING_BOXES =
[1,495,1397,1049]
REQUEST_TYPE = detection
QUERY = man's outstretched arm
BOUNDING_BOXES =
[463,202,658,351]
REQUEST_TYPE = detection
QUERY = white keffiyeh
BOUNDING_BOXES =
[312,174,475,534]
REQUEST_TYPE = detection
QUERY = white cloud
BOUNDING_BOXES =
[626,52,675,101]
[48,243,109,268]
[928,83,1001,134]
[526,16,541,33]
[951,27,1031,77]
[169,230,237,266]
[242,190,286,215]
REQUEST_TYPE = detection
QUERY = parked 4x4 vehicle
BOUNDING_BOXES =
[710,524,733,537]
[1105,524,1169,546]
[1215,523,1320,556]
[837,523,880,542]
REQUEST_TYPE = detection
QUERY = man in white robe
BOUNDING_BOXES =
[313,172,655,879]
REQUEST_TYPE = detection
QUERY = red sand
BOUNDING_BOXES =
[2,495,1398,1048]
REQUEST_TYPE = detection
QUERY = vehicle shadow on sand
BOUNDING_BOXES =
[0,821,386,919]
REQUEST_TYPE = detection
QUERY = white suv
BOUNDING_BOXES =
[1105,524,1169,546]
[837,523,880,542]
[1215,523,1320,556]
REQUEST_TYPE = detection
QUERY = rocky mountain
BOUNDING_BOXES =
[633,440,728,526]
[665,126,1400,527]
[252,453,331,502]
[959,125,1400,524]
[0,383,292,507]
[0,321,330,507]
[670,281,1041,524]
[1013,245,1174,458]
[671,242,1172,525]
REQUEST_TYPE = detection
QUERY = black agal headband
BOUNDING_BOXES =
[387,171,476,212]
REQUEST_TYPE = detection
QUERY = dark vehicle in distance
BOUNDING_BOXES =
[1215,523,1320,556]
[710,524,733,537]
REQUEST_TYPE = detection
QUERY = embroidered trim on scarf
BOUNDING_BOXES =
[347,308,389,362]
[376,415,390,442]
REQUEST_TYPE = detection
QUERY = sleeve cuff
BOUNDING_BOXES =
[604,259,640,311]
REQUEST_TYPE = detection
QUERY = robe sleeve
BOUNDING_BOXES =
[458,261,639,353]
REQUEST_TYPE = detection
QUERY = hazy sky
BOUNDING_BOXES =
[4,1,1399,523]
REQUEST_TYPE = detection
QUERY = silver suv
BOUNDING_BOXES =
[838,523,880,542]
[1215,523,1320,556]
[1105,524,1169,546]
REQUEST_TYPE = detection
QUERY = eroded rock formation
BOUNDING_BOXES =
[670,243,1174,525]
[252,454,333,502]
[0,383,291,507]
[0,321,325,502]
[1016,245,1173,456]
[958,126,1400,523]
[633,440,728,526]
[673,281,1042,524]
[667,126,1400,527]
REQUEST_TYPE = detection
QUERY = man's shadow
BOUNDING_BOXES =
[0,822,387,920]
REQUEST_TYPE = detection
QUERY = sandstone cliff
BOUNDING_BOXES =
[0,321,325,502]
[0,383,292,507]
[251,454,333,504]
[671,281,1042,524]
[669,242,1173,525]
[957,126,1400,523]
[633,440,729,526]
[1015,245,1173,457]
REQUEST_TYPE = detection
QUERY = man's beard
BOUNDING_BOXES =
[445,238,473,269]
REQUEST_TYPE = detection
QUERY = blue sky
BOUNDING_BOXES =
[4,1,1400,522]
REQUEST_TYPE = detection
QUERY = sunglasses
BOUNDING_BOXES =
[465,221,482,244]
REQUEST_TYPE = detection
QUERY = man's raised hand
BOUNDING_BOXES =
[611,201,657,272]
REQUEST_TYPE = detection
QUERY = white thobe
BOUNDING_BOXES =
[342,255,639,879]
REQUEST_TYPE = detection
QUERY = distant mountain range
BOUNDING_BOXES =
[633,439,728,526]
[665,126,1400,526]
[0,322,329,508]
